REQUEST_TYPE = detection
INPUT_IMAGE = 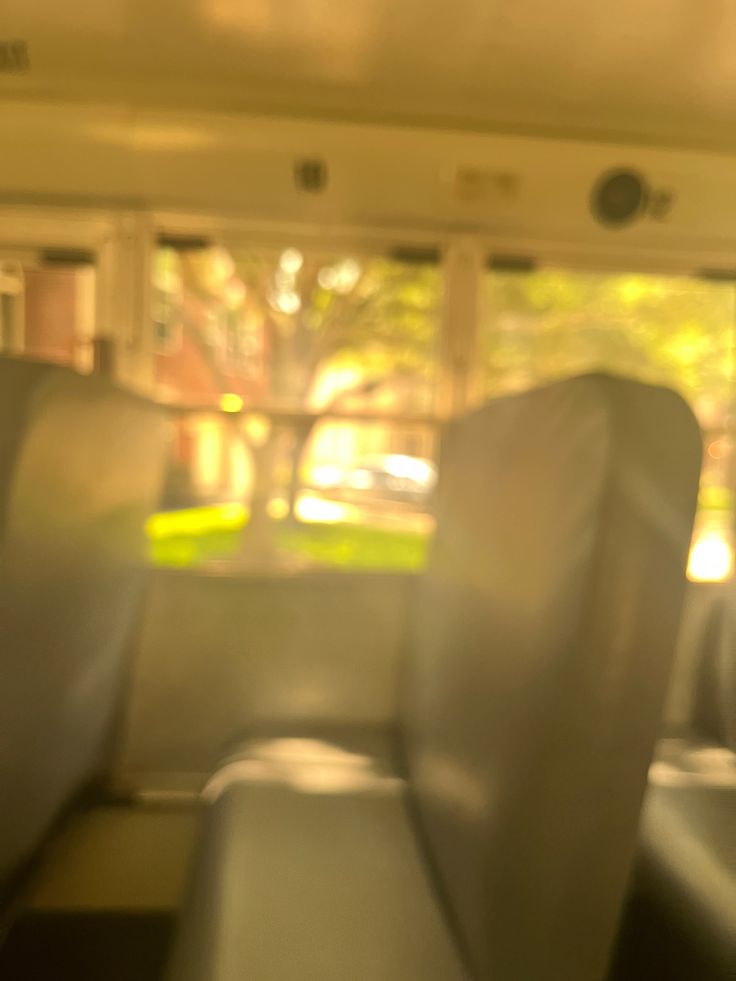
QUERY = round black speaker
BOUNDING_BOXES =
[591,169,649,227]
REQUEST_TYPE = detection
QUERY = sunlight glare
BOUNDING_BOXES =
[219,392,244,412]
[688,531,733,582]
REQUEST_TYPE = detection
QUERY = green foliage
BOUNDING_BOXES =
[156,254,736,572]
[483,270,734,421]
[160,249,734,418]
[171,246,441,408]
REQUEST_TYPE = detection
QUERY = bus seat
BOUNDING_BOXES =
[620,750,736,981]
[0,357,167,894]
[690,590,736,751]
[166,373,700,981]
[610,591,736,981]
[406,373,701,980]
[167,736,468,981]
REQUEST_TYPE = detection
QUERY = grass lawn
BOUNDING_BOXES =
[277,522,429,570]
[147,506,430,571]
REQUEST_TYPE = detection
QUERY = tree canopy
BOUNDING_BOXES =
[483,270,735,430]
[153,249,736,568]
[158,247,735,428]
[156,246,441,413]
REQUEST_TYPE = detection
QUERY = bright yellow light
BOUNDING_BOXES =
[220,393,244,413]
[687,532,734,582]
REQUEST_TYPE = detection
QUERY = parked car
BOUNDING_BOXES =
[306,454,437,507]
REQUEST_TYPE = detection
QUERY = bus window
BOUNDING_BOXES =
[0,261,24,354]
[480,267,736,581]
[0,254,96,371]
[149,243,441,571]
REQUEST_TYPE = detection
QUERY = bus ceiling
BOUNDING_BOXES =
[3,3,736,254]
[1,0,736,152]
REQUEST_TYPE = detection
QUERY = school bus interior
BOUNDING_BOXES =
[0,3,734,980]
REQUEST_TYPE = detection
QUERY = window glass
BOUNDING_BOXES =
[0,260,24,353]
[151,244,441,571]
[153,245,439,411]
[0,256,96,370]
[481,268,736,581]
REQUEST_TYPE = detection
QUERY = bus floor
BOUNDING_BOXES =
[0,910,175,981]
[0,802,200,981]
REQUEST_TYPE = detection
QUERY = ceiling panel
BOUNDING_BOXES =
[2,0,736,150]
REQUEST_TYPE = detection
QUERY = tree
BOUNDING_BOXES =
[482,270,734,427]
[482,268,736,510]
[157,245,440,566]
[158,254,736,566]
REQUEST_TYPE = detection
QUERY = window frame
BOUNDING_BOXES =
[479,253,736,583]
[148,225,458,424]
[4,205,735,573]
[141,215,736,577]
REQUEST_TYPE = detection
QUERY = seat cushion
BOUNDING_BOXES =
[167,737,467,981]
